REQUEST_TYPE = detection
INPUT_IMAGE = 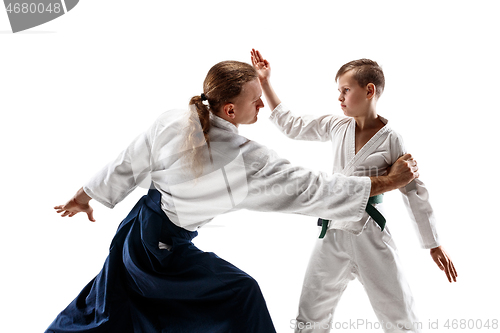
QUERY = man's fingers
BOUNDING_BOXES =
[407,158,419,179]
[87,210,96,222]
[401,153,413,161]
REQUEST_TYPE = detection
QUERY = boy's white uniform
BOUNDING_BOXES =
[270,104,440,333]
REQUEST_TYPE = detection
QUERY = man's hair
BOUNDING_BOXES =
[186,61,258,176]
[335,59,385,98]
[188,60,258,148]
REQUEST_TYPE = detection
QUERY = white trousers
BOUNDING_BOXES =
[294,221,421,333]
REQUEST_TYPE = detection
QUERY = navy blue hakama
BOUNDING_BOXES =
[45,189,276,333]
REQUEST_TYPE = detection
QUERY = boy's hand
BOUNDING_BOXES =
[251,49,271,82]
[430,246,457,283]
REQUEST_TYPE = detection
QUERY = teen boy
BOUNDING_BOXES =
[251,49,457,333]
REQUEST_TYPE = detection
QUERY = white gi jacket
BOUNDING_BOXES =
[84,108,371,231]
[270,104,440,249]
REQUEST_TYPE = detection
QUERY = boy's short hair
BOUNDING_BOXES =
[335,59,385,98]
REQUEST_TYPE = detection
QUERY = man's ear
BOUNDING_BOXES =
[223,103,236,119]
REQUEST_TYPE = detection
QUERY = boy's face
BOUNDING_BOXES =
[337,70,370,117]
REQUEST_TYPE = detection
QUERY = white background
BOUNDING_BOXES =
[1,1,499,332]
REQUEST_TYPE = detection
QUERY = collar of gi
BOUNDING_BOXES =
[210,113,239,134]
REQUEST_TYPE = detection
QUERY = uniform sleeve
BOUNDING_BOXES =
[269,103,344,142]
[83,124,156,208]
[392,133,441,249]
[244,146,372,222]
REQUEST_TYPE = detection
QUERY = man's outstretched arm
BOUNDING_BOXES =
[370,154,419,196]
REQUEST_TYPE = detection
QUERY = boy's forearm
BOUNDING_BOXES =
[260,78,281,111]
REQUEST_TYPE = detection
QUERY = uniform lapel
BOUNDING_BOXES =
[341,118,390,176]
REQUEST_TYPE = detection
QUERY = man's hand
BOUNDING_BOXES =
[370,154,419,196]
[430,246,458,283]
[387,154,419,188]
[54,187,95,222]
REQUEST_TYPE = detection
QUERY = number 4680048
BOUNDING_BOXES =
[6,3,62,14]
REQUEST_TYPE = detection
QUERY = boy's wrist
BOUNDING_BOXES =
[259,77,271,85]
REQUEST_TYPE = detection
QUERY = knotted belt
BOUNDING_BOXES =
[317,194,386,239]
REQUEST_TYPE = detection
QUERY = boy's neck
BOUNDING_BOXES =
[353,106,381,131]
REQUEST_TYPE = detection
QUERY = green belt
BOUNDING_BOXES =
[318,194,386,239]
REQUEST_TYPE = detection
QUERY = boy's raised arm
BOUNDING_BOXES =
[251,49,281,110]
[251,49,338,142]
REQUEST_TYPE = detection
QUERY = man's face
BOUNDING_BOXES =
[231,79,265,126]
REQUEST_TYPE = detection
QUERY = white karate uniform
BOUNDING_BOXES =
[84,108,372,231]
[270,104,440,333]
